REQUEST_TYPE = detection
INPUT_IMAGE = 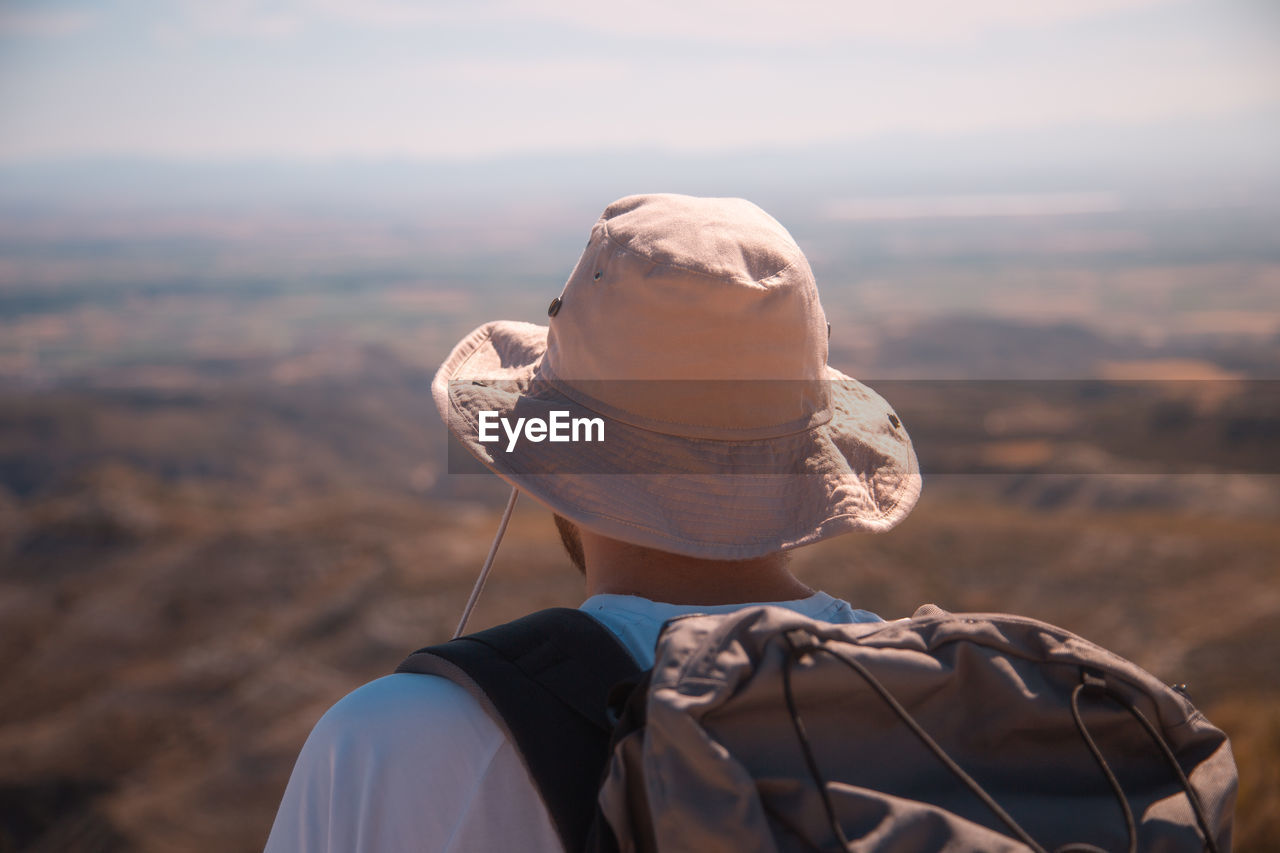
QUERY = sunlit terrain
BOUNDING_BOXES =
[1,185,1277,850]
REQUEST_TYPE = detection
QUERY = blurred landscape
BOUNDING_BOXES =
[0,160,1278,851]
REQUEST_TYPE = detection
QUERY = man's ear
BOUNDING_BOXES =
[553,514,586,575]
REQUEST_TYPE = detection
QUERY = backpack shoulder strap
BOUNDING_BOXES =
[396,608,641,852]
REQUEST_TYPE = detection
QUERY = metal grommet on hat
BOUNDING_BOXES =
[547,297,562,317]
[593,270,602,280]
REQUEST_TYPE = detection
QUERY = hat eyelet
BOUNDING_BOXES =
[888,413,901,429]
[593,270,602,280]
[547,297,562,317]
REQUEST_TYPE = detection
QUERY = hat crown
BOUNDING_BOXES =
[546,194,828,383]
[543,194,830,431]
[600,194,803,285]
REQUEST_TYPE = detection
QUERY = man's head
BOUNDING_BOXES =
[434,193,921,563]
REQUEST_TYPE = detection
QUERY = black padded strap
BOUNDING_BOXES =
[397,608,641,852]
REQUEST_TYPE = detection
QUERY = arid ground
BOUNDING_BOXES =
[1,200,1277,851]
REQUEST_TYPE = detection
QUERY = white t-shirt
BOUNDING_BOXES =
[264,592,881,853]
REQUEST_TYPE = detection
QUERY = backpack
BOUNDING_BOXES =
[396,604,1237,852]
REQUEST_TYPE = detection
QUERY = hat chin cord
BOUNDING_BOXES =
[452,487,520,638]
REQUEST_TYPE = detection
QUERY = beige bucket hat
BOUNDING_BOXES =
[433,194,921,560]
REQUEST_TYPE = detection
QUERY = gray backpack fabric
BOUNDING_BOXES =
[596,604,1236,852]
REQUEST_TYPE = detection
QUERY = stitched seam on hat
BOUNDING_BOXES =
[557,470,908,548]
[571,500,905,551]
[599,224,803,288]
[450,325,497,377]
[859,437,918,524]
[871,474,910,522]
[449,446,909,549]
[873,442,920,522]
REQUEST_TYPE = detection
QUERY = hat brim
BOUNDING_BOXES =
[433,321,921,559]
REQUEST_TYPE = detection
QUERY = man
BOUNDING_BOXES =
[265,193,920,852]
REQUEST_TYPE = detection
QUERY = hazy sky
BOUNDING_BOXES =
[1,0,1278,162]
